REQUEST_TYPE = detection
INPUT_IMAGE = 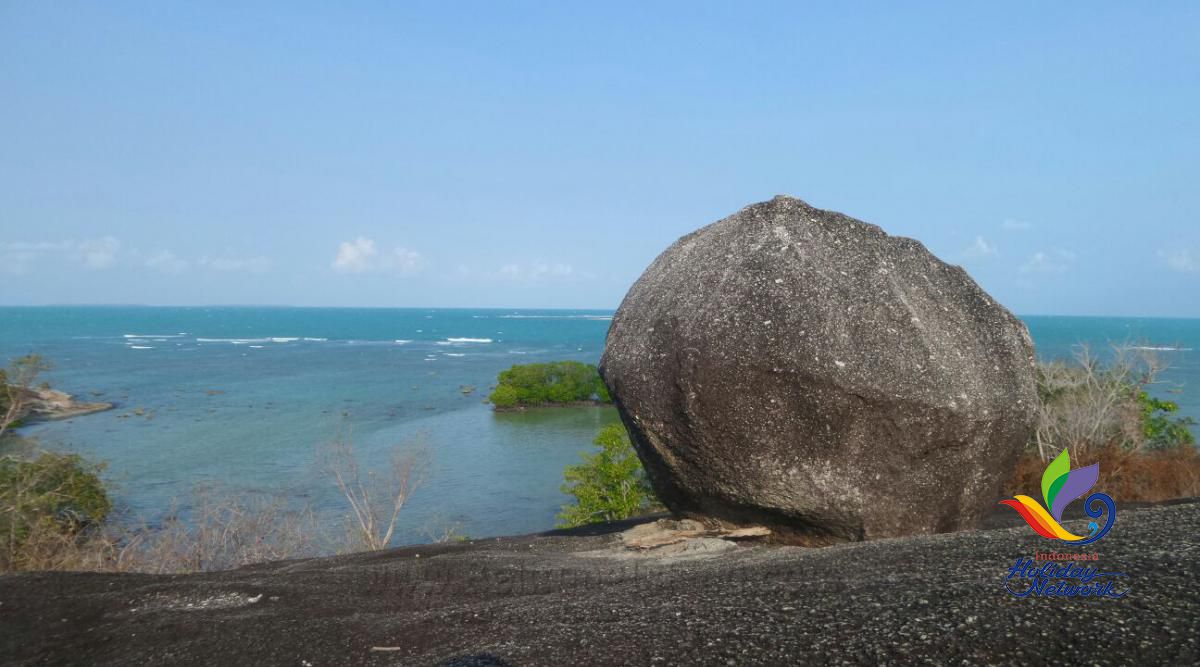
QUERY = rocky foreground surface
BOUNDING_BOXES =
[1,500,1197,666]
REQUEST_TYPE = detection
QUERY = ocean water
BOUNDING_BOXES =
[0,307,1197,542]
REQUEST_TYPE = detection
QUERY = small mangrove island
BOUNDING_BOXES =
[488,360,612,410]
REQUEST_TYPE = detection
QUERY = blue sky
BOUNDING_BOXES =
[1,2,1197,315]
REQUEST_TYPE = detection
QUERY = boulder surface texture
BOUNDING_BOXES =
[600,195,1038,544]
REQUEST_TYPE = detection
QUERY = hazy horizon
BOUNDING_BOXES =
[5,304,1200,322]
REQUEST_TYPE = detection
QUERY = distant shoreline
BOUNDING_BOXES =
[3,305,1200,320]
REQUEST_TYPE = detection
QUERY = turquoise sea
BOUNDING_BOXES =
[1,307,1198,542]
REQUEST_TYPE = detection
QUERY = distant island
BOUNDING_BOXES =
[488,361,612,410]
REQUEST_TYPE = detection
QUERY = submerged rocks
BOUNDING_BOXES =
[599,196,1038,544]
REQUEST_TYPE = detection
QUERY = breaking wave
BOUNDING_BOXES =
[496,315,611,320]
[1125,345,1193,352]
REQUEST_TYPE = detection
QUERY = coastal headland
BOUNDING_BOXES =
[9,387,113,423]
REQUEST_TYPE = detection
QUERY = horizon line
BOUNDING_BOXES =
[0,303,1198,320]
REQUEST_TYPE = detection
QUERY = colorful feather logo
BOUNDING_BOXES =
[999,449,1115,545]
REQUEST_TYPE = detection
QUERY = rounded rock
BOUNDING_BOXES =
[600,196,1038,543]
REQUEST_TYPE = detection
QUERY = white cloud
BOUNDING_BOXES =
[961,236,996,260]
[1,238,278,277]
[0,238,120,272]
[332,237,378,273]
[199,254,271,273]
[529,262,576,279]
[496,262,575,280]
[74,237,120,269]
[458,261,588,284]
[1158,249,1197,273]
[1,241,73,252]
[0,243,60,274]
[331,237,425,274]
[144,249,190,274]
[390,246,425,274]
[1020,249,1075,274]
[1002,219,1033,231]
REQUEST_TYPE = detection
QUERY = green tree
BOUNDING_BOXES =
[488,361,612,408]
[557,423,654,528]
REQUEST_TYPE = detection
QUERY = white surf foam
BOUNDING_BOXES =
[445,337,493,343]
[496,315,612,320]
[1126,345,1193,352]
[129,345,154,350]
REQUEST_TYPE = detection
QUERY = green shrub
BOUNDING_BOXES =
[557,423,654,528]
[487,361,611,408]
[1,452,111,565]
[1136,390,1196,450]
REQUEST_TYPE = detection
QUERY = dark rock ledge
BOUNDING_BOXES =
[1,500,1197,666]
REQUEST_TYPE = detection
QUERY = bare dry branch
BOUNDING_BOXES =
[323,431,429,551]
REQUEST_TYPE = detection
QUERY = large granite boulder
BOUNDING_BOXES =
[600,196,1038,544]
